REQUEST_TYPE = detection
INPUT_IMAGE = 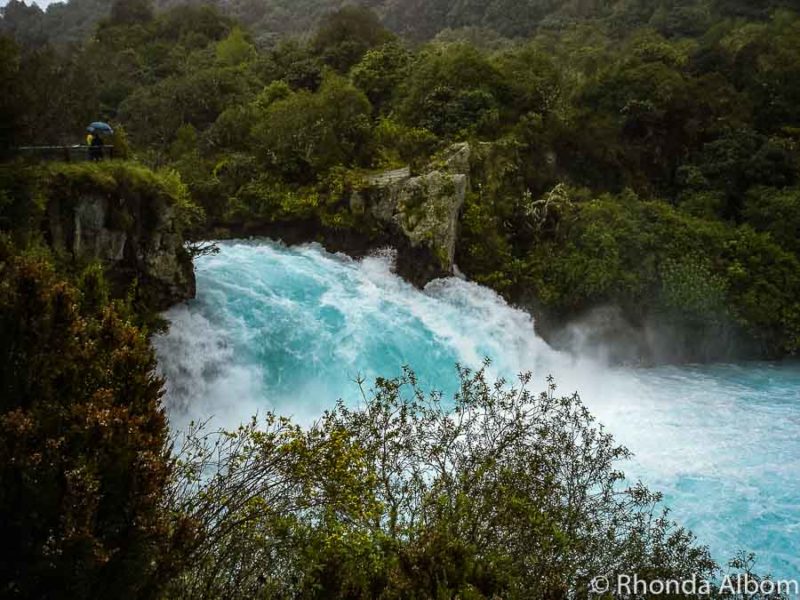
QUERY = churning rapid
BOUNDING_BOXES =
[154,239,800,580]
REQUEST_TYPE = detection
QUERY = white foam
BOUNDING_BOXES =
[154,239,800,578]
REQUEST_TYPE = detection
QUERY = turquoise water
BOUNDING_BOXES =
[154,239,800,580]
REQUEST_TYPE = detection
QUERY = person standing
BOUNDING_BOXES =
[89,132,104,161]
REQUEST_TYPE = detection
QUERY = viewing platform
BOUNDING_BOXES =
[13,145,116,162]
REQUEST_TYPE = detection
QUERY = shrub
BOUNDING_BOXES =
[166,365,717,599]
[0,243,193,598]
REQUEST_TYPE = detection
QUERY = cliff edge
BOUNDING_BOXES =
[2,162,196,310]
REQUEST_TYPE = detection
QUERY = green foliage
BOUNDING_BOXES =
[492,42,562,118]
[119,64,260,148]
[0,35,22,152]
[4,0,800,51]
[679,129,797,218]
[252,74,372,180]
[0,163,44,244]
[398,43,504,138]
[167,366,717,599]
[110,0,154,26]
[460,175,800,356]
[458,190,521,295]
[373,118,439,168]
[715,10,800,134]
[109,124,133,159]
[660,256,728,320]
[0,243,192,598]
[264,40,324,91]
[254,79,292,110]
[311,6,394,73]
[526,192,800,354]
[742,186,800,254]
[1,0,112,47]
[350,41,412,112]
[215,26,256,66]
[204,104,257,153]
[169,124,199,160]
[721,225,800,354]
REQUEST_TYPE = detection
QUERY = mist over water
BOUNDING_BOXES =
[154,239,800,580]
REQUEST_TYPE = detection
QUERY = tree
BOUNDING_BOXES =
[265,39,324,91]
[119,64,259,147]
[351,41,412,113]
[215,26,256,66]
[0,244,193,599]
[713,12,800,134]
[252,74,372,179]
[0,0,46,47]
[397,43,504,137]
[312,6,395,72]
[492,42,562,118]
[110,0,154,26]
[0,36,22,153]
[682,129,798,219]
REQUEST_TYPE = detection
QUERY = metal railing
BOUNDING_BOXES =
[13,145,116,162]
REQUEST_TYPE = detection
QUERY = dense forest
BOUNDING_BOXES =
[4,0,799,358]
[5,0,800,45]
[1,0,799,596]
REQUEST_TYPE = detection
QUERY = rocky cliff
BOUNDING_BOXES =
[40,163,196,309]
[224,143,472,288]
[359,143,470,285]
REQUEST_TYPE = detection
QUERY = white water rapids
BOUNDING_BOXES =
[154,239,800,579]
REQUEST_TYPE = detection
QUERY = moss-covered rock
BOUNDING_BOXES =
[364,143,469,283]
[2,161,197,310]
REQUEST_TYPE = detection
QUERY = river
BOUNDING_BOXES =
[154,239,800,580]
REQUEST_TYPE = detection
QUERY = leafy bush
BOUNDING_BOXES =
[660,256,728,321]
[373,118,438,168]
[166,365,716,599]
[0,243,193,598]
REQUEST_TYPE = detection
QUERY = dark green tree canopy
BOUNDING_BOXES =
[110,0,155,25]
[312,6,395,72]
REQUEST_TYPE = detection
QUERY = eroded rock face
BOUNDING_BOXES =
[47,192,195,310]
[364,143,470,284]
[209,144,472,288]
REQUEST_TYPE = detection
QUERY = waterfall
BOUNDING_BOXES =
[154,239,800,579]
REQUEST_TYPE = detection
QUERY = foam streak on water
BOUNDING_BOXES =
[154,240,800,579]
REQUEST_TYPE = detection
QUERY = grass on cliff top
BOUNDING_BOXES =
[0,160,205,239]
